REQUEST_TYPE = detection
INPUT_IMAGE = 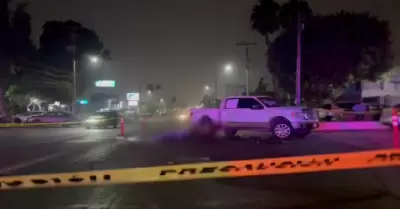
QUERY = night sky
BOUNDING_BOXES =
[26,0,400,105]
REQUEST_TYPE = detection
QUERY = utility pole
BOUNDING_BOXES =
[215,69,219,99]
[66,45,77,113]
[236,42,256,95]
[295,13,304,106]
[72,51,77,114]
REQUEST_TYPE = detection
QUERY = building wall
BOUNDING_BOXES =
[339,68,400,105]
[360,70,400,106]
[361,77,400,98]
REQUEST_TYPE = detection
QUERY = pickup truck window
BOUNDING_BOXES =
[238,98,264,109]
[225,99,239,109]
[258,97,279,107]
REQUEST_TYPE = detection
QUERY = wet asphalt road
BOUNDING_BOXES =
[0,119,399,209]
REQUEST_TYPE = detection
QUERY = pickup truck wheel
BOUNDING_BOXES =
[224,129,237,138]
[193,116,216,138]
[272,119,293,140]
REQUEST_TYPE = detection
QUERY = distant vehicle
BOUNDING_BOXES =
[189,96,319,140]
[13,111,45,123]
[0,113,8,123]
[175,109,189,122]
[85,111,119,129]
[27,111,76,123]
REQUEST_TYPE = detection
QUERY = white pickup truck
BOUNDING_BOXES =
[190,96,319,139]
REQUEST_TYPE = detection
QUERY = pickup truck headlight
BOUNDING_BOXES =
[178,114,188,121]
[86,118,101,123]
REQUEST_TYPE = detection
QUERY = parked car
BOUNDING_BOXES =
[84,111,119,129]
[189,96,319,140]
[27,111,76,123]
[0,113,8,123]
[13,111,46,123]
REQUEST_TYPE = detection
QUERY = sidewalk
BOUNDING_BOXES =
[316,121,390,131]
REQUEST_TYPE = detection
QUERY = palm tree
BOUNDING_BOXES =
[250,0,281,46]
[250,0,312,100]
[279,0,313,33]
[251,0,312,43]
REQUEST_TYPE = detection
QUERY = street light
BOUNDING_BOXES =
[147,90,152,95]
[160,98,164,103]
[89,55,100,64]
[71,54,102,113]
[224,64,233,73]
[204,85,210,91]
[215,63,234,98]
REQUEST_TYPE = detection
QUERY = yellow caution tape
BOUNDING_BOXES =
[0,121,81,128]
[0,148,399,190]
[0,118,120,128]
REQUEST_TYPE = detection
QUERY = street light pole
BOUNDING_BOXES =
[72,59,76,113]
[245,47,250,96]
[295,13,303,106]
[71,46,77,114]
[215,64,233,99]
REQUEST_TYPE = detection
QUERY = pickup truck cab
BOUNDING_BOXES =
[190,96,319,139]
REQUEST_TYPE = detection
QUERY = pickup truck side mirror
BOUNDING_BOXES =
[251,105,263,110]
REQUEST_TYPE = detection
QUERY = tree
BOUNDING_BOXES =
[200,94,212,107]
[250,0,280,46]
[9,2,35,60]
[249,77,276,97]
[268,11,393,104]
[37,20,111,101]
[254,77,268,95]
[250,0,312,99]
[146,84,161,92]
[0,1,35,117]
[251,0,312,45]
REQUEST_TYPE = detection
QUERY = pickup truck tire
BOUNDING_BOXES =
[271,118,293,140]
[224,129,237,138]
[192,116,217,138]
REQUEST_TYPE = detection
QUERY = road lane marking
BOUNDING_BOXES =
[0,151,70,175]
[66,137,112,143]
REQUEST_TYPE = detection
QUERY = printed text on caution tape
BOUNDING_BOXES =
[0,149,399,190]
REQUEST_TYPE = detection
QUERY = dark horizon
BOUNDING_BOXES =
[26,0,400,105]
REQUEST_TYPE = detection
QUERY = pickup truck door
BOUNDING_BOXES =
[221,98,267,128]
